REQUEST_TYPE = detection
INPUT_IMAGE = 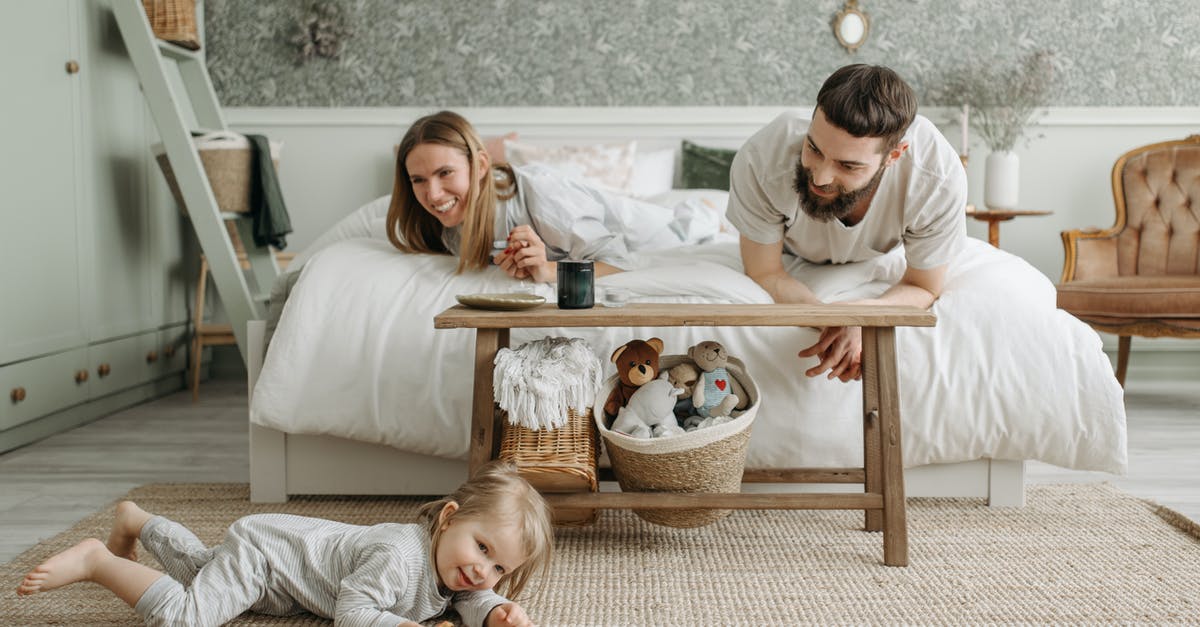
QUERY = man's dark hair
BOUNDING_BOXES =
[815,64,916,152]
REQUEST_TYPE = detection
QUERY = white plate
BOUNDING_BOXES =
[455,293,547,311]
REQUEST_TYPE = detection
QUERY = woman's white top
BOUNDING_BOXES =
[446,164,714,270]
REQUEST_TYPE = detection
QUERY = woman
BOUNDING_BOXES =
[387,110,716,282]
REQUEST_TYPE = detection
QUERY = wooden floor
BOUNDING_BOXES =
[1,373,1197,563]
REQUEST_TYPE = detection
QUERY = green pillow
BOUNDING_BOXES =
[680,140,737,190]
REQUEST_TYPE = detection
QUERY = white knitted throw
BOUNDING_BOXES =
[493,336,602,431]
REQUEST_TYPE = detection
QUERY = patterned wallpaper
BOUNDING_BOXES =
[204,0,1200,107]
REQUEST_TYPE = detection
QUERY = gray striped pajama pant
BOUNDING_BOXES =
[133,515,302,627]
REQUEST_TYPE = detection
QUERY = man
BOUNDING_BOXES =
[726,64,966,382]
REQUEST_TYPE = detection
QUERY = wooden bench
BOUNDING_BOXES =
[434,303,936,566]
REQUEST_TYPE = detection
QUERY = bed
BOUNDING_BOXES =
[246,125,1127,508]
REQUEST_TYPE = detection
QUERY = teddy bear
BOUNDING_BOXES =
[603,337,664,419]
[609,372,686,438]
[687,340,747,420]
[667,361,701,420]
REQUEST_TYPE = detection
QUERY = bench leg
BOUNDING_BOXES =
[469,328,508,477]
[861,328,883,533]
[874,327,908,566]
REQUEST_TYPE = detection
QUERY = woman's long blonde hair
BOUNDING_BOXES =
[418,461,554,601]
[386,110,515,273]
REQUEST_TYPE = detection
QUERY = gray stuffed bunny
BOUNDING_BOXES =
[610,372,686,438]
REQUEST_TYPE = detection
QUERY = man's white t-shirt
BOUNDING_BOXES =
[726,110,967,270]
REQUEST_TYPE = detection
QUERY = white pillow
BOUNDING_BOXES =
[287,194,392,271]
[627,147,676,198]
[503,139,637,194]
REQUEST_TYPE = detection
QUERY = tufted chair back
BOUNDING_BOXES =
[1057,135,1200,387]
[1115,141,1200,276]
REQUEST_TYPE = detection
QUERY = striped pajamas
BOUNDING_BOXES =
[132,513,506,627]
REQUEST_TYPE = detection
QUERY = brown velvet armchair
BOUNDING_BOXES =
[1056,135,1200,386]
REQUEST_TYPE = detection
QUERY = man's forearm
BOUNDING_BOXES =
[751,271,823,305]
[847,281,938,309]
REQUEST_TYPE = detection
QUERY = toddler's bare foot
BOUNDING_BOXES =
[16,538,109,596]
[106,501,151,561]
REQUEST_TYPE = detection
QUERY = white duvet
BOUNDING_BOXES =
[252,230,1127,474]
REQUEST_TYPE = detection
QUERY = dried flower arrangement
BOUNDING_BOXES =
[289,2,352,63]
[945,50,1056,153]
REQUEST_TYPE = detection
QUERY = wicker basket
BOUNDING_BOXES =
[499,407,599,527]
[595,355,758,528]
[141,0,201,50]
[154,132,280,216]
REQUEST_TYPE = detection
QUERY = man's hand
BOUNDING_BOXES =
[798,326,862,382]
[797,263,947,383]
[486,602,533,627]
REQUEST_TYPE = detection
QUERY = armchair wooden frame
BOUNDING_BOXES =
[1059,134,1200,385]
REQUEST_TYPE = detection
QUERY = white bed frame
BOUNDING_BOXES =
[246,321,1025,506]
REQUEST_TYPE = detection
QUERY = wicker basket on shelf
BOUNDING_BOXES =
[499,407,599,527]
[153,132,280,216]
[141,0,201,50]
[595,355,758,528]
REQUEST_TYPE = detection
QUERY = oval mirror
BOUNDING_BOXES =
[833,1,870,52]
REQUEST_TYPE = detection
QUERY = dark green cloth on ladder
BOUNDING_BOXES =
[246,134,292,250]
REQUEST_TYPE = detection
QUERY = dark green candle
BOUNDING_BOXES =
[557,260,594,309]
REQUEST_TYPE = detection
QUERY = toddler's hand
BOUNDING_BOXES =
[487,601,533,627]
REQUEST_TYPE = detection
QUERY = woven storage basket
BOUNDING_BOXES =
[595,354,758,528]
[141,0,201,50]
[499,407,599,527]
[154,132,280,216]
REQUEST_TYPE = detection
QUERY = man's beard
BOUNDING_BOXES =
[792,158,886,223]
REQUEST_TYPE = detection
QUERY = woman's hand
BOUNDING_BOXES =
[486,602,532,627]
[495,225,555,283]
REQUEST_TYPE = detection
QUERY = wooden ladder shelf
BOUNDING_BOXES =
[110,0,277,361]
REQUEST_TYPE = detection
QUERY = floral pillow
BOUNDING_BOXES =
[484,133,516,163]
[503,139,637,194]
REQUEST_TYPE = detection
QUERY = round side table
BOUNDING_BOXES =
[965,206,1053,248]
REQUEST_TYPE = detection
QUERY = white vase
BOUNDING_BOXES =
[984,150,1020,210]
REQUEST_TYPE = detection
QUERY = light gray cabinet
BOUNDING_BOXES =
[1,0,194,453]
[1,0,88,364]
[84,0,156,341]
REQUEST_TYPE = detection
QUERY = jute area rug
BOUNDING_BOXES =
[3,483,1198,626]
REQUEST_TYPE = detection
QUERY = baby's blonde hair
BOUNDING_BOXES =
[419,461,553,600]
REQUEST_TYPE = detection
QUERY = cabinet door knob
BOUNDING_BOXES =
[146,350,159,363]
[66,60,79,74]
[97,363,112,377]
[75,369,89,384]
[10,387,26,403]
[164,345,177,358]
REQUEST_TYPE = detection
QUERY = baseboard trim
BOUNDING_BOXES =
[1104,349,1200,383]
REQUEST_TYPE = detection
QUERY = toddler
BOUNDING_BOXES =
[17,461,553,627]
